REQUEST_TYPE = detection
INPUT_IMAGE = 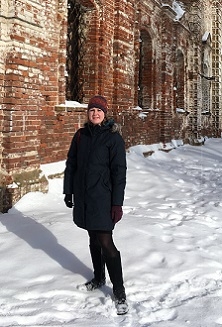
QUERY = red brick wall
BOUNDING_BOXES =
[0,0,67,211]
[0,0,220,212]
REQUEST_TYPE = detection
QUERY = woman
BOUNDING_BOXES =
[63,95,128,315]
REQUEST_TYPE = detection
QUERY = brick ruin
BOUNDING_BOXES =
[0,0,221,212]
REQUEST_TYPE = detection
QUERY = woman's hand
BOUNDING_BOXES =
[64,194,73,208]
[111,206,123,224]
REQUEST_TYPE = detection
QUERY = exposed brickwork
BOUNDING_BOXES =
[0,0,221,211]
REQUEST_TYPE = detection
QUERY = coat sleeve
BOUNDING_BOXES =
[109,133,127,206]
[63,131,79,194]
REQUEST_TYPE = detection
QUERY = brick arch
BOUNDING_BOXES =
[138,29,153,110]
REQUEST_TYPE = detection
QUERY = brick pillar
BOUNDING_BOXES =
[159,9,175,144]
[113,0,135,113]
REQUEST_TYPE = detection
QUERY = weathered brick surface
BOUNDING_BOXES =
[0,0,221,211]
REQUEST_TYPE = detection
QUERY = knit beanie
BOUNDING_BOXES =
[87,95,108,114]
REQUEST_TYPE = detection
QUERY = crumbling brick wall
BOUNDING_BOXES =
[0,0,221,212]
[0,0,67,211]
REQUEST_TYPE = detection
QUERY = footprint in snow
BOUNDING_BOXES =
[167,213,182,220]
[139,307,178,324]
[161,235,174,243]
[147,252,166,268]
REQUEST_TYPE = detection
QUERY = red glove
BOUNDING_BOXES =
[111,206,123,224]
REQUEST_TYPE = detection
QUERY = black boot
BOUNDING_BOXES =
[105,251,128,315]
[85,243,106,291]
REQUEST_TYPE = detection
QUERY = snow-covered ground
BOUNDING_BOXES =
[1,138,222,327]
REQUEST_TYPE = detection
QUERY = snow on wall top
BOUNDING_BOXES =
[172,1,185,20]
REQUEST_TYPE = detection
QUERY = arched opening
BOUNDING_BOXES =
[174,49,185,111]
[138,30,153,110]
[201,33,212,115]
[66,0,86,102]
[201,63,211,114]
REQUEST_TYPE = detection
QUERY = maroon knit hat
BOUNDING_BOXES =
[87,95,108,114]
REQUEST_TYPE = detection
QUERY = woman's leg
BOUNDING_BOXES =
[88,231,128,314]
[86,231,105,288]
[95,231,118,258]
[96,232,125,297]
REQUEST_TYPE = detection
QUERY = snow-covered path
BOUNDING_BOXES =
[1,138,222,326]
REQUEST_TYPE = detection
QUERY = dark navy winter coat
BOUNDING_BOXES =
[63,120,127,231]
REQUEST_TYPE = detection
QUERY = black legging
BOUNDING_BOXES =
[88,230,119,258]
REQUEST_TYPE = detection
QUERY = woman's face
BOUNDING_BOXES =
[88,108,105,125]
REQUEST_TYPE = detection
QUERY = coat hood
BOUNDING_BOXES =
[85,119,123,136]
